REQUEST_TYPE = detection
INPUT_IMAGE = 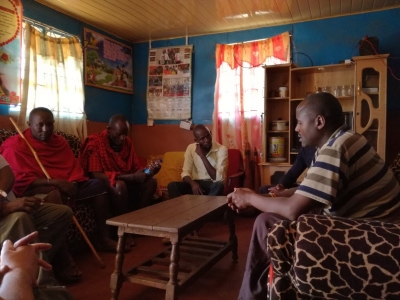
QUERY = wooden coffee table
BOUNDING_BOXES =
[106,194,238,300]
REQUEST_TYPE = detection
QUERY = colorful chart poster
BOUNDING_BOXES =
[146,45,192,120]
[84,28,133,94]
[0,0,22,105]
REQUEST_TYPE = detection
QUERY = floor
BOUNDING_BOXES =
[66,214,256,300]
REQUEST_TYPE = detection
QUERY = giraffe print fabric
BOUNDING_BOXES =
[268,214,400,300]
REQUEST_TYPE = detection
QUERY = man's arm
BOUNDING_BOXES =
[181,146,204,194]
[227,188,323,220]
[280,148,310,188]
[0,161,15,217]
[195,144,217,180]
[29,178,77,198]
[0,165,14,196]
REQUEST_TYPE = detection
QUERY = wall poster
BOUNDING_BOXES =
[147,45,192,120]
[0,0,22,105]
[84,28,133,94]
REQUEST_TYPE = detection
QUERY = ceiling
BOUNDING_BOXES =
[36,0,400,43]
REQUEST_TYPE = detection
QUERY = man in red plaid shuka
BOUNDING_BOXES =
[80,114,160,217]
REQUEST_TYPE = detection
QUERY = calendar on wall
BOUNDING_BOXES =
[146,45,192,120]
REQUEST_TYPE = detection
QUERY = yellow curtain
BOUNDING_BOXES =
[18,23,87,139]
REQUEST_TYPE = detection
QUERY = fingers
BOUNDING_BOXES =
[13,232,38,248]
[37,258,52,271]
[2,240,14,252]
[31,243,52,252]
[226,192,234,202]
[0,265,10,277]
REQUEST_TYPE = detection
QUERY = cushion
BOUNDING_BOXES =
[153,152,184,189]
[0,129,17,145]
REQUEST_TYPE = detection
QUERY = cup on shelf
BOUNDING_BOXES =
[340,85,347,97]
[278,86,288,98]
[332,85,339,97]
[322,86,331,93]
[347,84,354,96]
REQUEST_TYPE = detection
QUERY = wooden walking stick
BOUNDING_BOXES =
[9,118,105,268]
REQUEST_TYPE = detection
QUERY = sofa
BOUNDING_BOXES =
[150,149,245,199]
[268,214,400,300]
[0,128,96,252]
[267,153,400,300]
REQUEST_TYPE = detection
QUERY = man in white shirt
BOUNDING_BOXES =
[167,125,228,199]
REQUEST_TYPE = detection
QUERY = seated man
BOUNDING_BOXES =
[0,107,117,253]
[167,124,228,199]
[80,114,160,216]
[227,92,400,300]
[0,232,72,300]
[0,154,75,290]
[259,146,316,194]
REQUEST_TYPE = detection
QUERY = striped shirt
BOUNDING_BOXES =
[296,125,400,222]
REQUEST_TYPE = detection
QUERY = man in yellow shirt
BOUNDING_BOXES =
[167,125,228,198]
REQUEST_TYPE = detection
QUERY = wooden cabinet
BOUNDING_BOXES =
[260,64,292,184]
[260,55,388,185]
[353,54,388,159]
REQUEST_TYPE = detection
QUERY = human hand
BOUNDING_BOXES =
[54,179,77,198]
[195,144,206,158]
[226,188,255,212]
[5,196,44,214]
[190,181,204,195]
[132,171,147,182]
[268,184,285,194]
[0,232,52,286]
[147,161,162,176]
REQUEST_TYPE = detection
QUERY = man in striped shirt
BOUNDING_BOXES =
[229,92,400,300]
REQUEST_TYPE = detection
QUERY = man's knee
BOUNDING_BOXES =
[167,181,177,190]
[6,212,32,226]
[114,180,128,196]
[167,181,179,192]
[144,177,157,191]
[0,212,35,243]
[254,212,287,231]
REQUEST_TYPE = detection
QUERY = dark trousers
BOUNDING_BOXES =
[127,177,158,210]
[238,212,288,300]
[167,180,225,199]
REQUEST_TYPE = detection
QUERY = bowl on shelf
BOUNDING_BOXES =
[271,120,289,131]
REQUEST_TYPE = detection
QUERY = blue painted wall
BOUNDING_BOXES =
[2,1,400,125]
[0,0,133,121]
[133,9,400,125]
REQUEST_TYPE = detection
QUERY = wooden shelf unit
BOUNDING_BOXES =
[260,55,388,185]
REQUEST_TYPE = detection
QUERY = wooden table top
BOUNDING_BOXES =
[106,194,227,234]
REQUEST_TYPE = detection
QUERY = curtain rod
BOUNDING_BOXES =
[23,16,79,40]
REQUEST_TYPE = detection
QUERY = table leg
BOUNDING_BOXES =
[110,228,126,300]
[227,208,238,261]
[165,241,180,300]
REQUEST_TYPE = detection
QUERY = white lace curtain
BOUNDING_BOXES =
[17,23,87,139]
